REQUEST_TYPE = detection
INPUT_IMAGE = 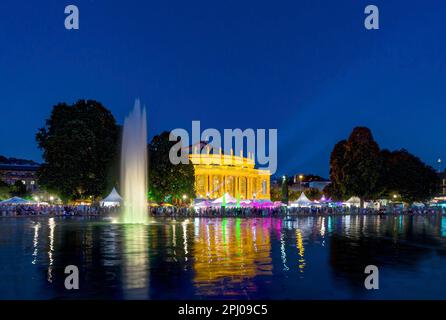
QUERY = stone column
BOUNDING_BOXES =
[194,177,198,196]
[236,176,239,198]
[209,174,213,198]
[248,177,252,199]
[267,178,270,198]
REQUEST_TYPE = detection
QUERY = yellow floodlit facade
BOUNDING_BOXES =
[193,218,272,296]
[189,149,271,200]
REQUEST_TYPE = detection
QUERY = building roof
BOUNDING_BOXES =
[0,164,40,171]
[0,196,37,205]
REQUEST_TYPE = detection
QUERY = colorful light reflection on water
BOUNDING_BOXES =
[0,215,446,299]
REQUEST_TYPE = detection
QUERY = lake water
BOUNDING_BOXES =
[1,215,446,300]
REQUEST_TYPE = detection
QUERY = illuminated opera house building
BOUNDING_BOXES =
[188,144,271,200]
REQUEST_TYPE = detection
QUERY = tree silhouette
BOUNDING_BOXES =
[36,100,119,202]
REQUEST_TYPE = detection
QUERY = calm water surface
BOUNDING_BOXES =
[1,215,446,299]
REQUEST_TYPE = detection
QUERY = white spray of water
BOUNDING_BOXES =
[121,99,148,224]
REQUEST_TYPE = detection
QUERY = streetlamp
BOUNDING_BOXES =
[299,174,304,190]
[182,194,187,205]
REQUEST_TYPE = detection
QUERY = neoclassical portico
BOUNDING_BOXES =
[189,151,270,200]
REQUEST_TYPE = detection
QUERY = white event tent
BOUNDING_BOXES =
[211,192,237,205]
[344,196,361,207]
[0,196,36,205]
[290,192,313,207]
[100,188,123,207]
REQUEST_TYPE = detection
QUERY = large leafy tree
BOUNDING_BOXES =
[305,188,322,201]
[327,140,347,200]
[10,181,29,198]
[148,131,195,203]
[331,127,382,207]
[328,127,438,206]
[36,100,119,202]
[0,181,11,200]
[381,149,438,203]
[270,185,281,202]
[281,176,289,204]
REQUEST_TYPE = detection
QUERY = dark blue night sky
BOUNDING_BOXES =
[0,0,444,177]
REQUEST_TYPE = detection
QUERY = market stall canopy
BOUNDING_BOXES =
[345,196,360,203]
[0,196,36,205]
[194,200,211,208]
[319,195,332,203]
[211,192,237,205]
[251,199,275,208]
[100,188,122,207]
[255,199,273,205]
[148,201,159,207]
[344,196,361,207]
[434,201,446,207]
[290,192,313,207]
[161,203,174,207]
[412,202,425,208]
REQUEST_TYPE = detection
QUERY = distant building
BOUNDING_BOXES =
[308,180,331,191]
[290,174,330,192]
[186,143,271,200]
[0,163,40,192]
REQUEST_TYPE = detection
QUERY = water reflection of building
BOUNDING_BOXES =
[189,150,270,200]
[296,229,305,273]
[193,218,272,296]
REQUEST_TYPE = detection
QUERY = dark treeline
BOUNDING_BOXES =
[325,127,438,206]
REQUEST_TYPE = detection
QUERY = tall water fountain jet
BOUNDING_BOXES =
[121,100,148,224]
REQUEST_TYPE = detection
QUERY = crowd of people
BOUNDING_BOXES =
[0,203,443,218]
[150,206,283,217]
[0,204,120,217]
[151,205,444,218]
